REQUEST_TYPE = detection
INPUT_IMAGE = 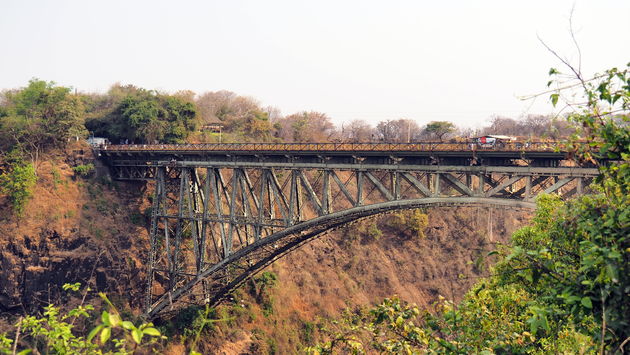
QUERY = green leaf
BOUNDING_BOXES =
[17,350,33,355]
[109,313,121,327]
[132,328,143,344]
[87,325,104,342]
[143,327,161,336]
[550,93,559,107]
[581,297,593,309]
[100,326,111,344]
[101,311,111,326]
[121,321,135,330]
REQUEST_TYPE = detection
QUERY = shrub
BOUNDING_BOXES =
[0,160,37,216]
[73,163,95,177]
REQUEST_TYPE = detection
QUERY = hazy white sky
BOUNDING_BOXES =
[1,0,628,128]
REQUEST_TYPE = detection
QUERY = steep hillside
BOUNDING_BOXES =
[0,149,531,353]
[0,144,150,314]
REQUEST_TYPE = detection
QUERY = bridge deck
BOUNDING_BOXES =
[100,141,562,151]
[98,142,572,164]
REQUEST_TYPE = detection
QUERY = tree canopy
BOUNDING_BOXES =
[423,121,456,141]
[0,79,86,158]
[85,88,197,144]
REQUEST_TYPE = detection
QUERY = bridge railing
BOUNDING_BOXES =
[99,141,565,152]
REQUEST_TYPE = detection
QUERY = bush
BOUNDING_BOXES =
[384,210,428,239]
[0,284,165,354]
[0,160,37,216]
[73,163,95,177]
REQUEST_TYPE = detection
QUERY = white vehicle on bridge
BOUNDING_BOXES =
[471,135,516,149]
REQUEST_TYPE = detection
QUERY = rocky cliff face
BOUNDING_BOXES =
[0,153,149,314]
[0,151,531,353]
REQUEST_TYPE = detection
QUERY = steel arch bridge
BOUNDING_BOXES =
[97,142,599,318]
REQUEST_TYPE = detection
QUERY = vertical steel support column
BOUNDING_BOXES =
[238,170,253,245]
[256,170,267,241]
[524,175,532,201]
[288,170,297,225]
[188,169,203,273]
[476,174,485,196]
[322,170,331,214]
[265,170,276,222]
[466,173,472,191]
[209,169,228,259]
[356,171,364,206]
[393,171,401,200]
[145,167,165,313]
[227,169,239,256]
[170,168,188,291]
[199,169,211,302]
[432,173,441,197]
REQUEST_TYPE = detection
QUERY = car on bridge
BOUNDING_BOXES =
[471,135,517,149]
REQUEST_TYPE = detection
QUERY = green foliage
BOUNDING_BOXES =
[0,284,165,354]
[253,271,278,317]
[0,159,37,216]
[384,210,428,239]
[302,321,316,344]
[365,221,382,241]
[423,121,456,141]
[85,88,197,144]
[223,108,273,142]
[307,293,595,354]
[0,79,86,156]
[73,163,95,177]
[51,167,62,188]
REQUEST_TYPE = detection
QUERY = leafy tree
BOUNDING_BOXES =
[423,121,456,141]
[0,79,86,166]
[498,62,630,351]
[85,88,197,144]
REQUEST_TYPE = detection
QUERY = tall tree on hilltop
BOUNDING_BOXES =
[423,121,456,142]
[0,79,86,167]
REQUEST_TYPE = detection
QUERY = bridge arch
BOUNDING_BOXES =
[146,197,534,317]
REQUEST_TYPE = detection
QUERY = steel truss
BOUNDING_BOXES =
[140,161,598,318]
